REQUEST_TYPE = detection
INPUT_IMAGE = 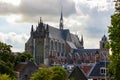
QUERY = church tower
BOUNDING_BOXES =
[115,0,120,14]
[100,35,108,49]
[59,10,64,30]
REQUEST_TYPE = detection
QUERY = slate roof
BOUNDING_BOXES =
[67,41,77,49]
[76,49,101,56]
[48,25,82,47]
[71,34,81,47]
[61,29,70,40]
[68,66,88,80]
[88,60,110,77]
[15,62,38,72]
[49,26,65,43]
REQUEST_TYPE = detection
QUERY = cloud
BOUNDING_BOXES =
[64,0,114,48]
[0,32,29,52]
[74,0,114,11]
[0,0,76,23]
[0,0,115,51]
[0,0,21,6]
[72,0,114,37]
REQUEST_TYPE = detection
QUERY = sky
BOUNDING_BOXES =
[0,0,115,52]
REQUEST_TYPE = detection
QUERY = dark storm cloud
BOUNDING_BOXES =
[0,2,18,14]
[0,0,76,22]
[19,0,75,16]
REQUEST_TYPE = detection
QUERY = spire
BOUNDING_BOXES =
[59,9,64,30]
[31,25,34,36]
[81,35,84,46]
[114,0,120,14]
[60,11,63,21]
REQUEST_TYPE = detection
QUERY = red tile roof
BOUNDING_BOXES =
[80,66,93,75]
[15,63,27,72]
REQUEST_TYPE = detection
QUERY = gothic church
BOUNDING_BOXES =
[25,12,109,66]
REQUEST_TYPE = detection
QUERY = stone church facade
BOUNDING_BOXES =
[25,12,109,66]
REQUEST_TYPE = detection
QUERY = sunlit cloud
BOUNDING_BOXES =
[0,0,21,6]
[0,32,29,52]
[6,14,22,24]
[73,0,114,11]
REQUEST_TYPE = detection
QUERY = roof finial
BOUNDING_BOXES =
[40,17,42,23]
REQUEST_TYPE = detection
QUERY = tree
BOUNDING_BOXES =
[0,61,15,77]
[50,66,67,80]
[0,42,15,64]
[15,51,33,65]
[0,42,15,77]
[30,68,50,80]
[30,66,67,80]
[0,74,16,80]
[108,2,120,80]
[19,52,33,62]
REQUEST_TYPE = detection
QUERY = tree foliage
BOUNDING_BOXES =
[0,42,15,64]
[30,66,67,80]
[50,66,67,80]
[108,6,120,80]
[0,74,16,80]
[0,42,15,77]
[15,51,33,65]
[30,68,50,80]
[0,61,15,77]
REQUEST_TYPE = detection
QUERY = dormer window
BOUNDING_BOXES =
[100,67,106,75]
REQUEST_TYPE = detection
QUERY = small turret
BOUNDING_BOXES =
[40,17,42,23]
[100,35,108,49]
[39,17,43,26]
[37,17,44,32]
[31,25,34,36]
[45,24,49,37]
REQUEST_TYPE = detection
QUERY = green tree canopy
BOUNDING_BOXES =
[0,74,16,80]
[0,61,14,77]
[0,42,15,64]
[15,51,33,65]
[108,3,120,80]
[30,68,50,80]
[30,66,67,80]
[0,42,15,77]
[50,66,67,80]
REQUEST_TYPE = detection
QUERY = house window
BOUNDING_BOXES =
[51,41,53,50]
[100,67,106,75]
[55,42,57,51]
